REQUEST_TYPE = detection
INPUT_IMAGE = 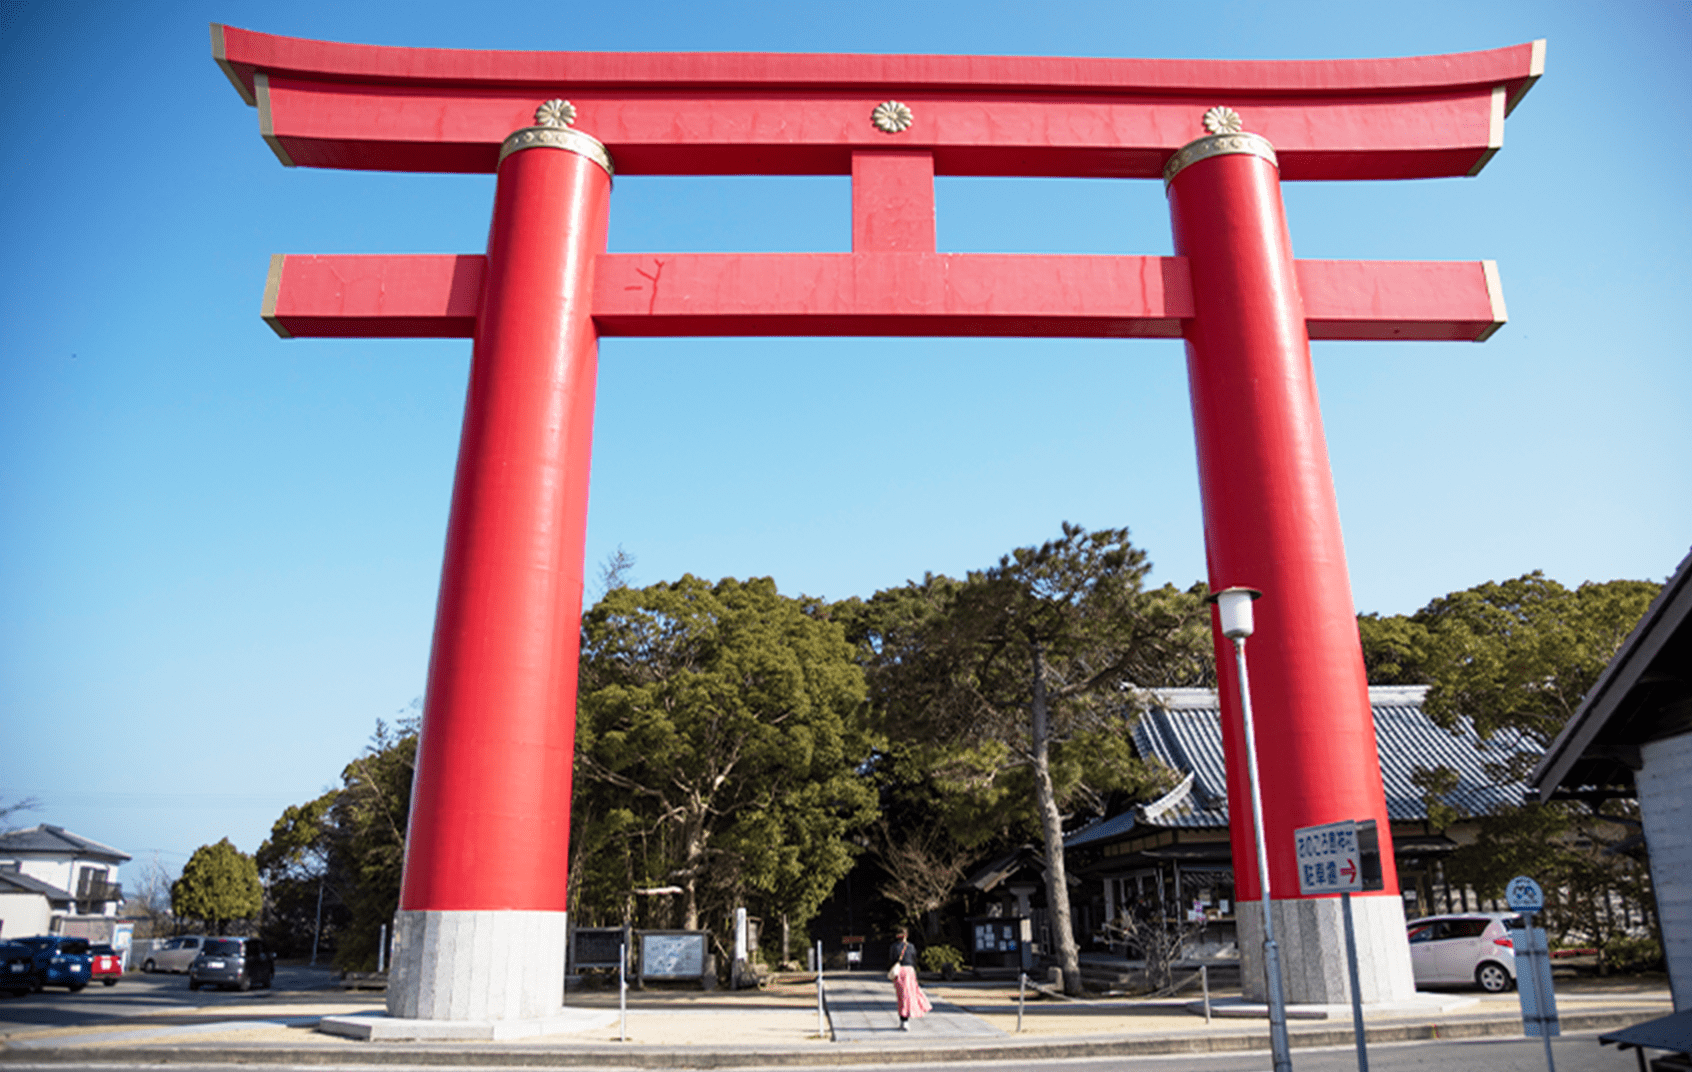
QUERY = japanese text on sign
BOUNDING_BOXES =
[1294,820,1363,895]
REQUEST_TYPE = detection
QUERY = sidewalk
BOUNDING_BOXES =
[823,975,1002,1042]
[0,972,1674,1066]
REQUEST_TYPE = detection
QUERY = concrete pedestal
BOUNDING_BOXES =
[386,909,568,1022]
[1237,895,1415,1004]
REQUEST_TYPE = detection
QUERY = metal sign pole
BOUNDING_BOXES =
[1341,891,1368,1072]
[619,941,628,1042]
[1232,632,1293,1072]
[816,940,826,1038]
[1521,911,1556,1072]
[1506,876,1558,1072]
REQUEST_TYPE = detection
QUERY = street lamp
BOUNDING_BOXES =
[1207,586,1292,1072]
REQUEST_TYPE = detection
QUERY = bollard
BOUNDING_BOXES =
[1017,971,1026,1033]
[619,941,628,1042]
[377,924,387,974]
[1202,963,1211,1024]
[816,940,826,1038]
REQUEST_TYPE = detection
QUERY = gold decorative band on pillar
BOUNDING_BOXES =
[498,98,615,179]
[1163,131,1278,188]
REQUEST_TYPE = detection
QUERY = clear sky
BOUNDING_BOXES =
[1,0,1687,893]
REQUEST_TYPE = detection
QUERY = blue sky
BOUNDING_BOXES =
[2,0,1687,892]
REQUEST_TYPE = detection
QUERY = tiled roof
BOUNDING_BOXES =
[0,825,130,863]
[0,869,74,901]
[1065,685,1533,849]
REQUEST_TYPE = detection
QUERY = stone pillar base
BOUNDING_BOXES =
[320,1008,614,1041]
[387,908,567,1021]
[1237,895,1415,1004]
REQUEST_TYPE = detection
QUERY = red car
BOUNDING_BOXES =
[88,944,123,986]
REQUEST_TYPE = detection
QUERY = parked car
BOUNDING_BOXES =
[141,935,206,974]
[13,936,92,992]
[188,937,274,992]
[0,941,43,996]
[88,943,123,986]
[1407,912,1519,992]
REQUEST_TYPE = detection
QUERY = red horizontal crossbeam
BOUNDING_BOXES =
[215,26,1542,181]
[260,253,1505,342]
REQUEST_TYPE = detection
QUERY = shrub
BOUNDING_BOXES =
[921,944,965,973]
[1602,934,1664,973]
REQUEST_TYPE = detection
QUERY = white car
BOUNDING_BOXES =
[140,935,207,974]
[1407,913,1519,993]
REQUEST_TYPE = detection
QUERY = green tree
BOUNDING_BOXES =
[1358,572,1659,751]
[845,524,1210,994]
[1444,800,1654,966]
[257,718,417,969]
[172,838,262,934]
[572,575,877,952]
[255,793,346,958]
[1415,573,1659,752]
[1363,572,1661,962]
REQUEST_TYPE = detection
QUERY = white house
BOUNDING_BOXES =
[0,824,130,939]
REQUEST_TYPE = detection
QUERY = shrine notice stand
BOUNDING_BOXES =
[216,24,1542,1030]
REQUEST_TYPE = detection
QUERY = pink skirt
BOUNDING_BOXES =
[892,964,932,1019]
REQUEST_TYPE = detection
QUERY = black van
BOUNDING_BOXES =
[187,937,274,991]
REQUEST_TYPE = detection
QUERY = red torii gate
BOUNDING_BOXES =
[215,25,1540,1029]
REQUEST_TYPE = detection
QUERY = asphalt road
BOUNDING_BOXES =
[0,963,351,1031]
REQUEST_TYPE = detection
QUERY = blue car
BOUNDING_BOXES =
[14,936,92,992]
[0,941,42,995]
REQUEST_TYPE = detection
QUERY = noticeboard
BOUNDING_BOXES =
[570,926,628,971]
[639,930,708,981]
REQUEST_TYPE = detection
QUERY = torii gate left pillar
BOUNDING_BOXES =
[215,24,1541,1030]
[385,117,612,1024]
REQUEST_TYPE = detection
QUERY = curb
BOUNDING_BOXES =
[0,1010,1656,1067]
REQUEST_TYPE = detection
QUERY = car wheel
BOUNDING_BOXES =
[68,983,86,993]
[142,959,155,974]
[188,978,200,991]
[237,974,252,992]
[1476,962,1512,993]
[103,978,118,986]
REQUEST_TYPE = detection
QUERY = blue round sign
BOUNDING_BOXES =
[1505,875,1544,912]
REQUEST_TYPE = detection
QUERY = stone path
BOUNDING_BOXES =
[823,974,1004,1042]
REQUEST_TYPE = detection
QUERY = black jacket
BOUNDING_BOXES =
[888,939,917,967]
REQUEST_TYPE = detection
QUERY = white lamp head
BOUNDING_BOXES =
[1205,586,1263,639]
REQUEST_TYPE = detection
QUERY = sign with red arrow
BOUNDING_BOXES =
[1294,820,1364,895]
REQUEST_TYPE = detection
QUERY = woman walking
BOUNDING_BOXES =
[887,927,931,1031]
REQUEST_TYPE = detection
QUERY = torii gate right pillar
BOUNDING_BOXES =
[1168,125,1417,1004]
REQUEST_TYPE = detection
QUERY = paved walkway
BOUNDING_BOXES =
[824,975,1002,1042]
[0,974,1674,1066]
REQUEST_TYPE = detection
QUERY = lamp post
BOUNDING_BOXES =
[1208,586,1292,1072]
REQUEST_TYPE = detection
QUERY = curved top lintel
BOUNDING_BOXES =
[211,22,1544,112]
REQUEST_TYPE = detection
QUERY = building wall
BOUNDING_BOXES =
[1638,731,1692,1012]
[1,856,118,914]
[9,857,74,891]
[0,892,53,939]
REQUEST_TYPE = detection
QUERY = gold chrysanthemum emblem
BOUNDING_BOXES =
[1202,106,1243,135]
[535,99,578,128]
[872,101,914,134]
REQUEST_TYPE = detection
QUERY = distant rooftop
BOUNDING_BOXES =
[0,824,130,864]
[0,868,74,902]
[1066,685,1533,850]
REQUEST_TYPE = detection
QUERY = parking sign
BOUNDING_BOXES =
[1294,820,1364,895]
